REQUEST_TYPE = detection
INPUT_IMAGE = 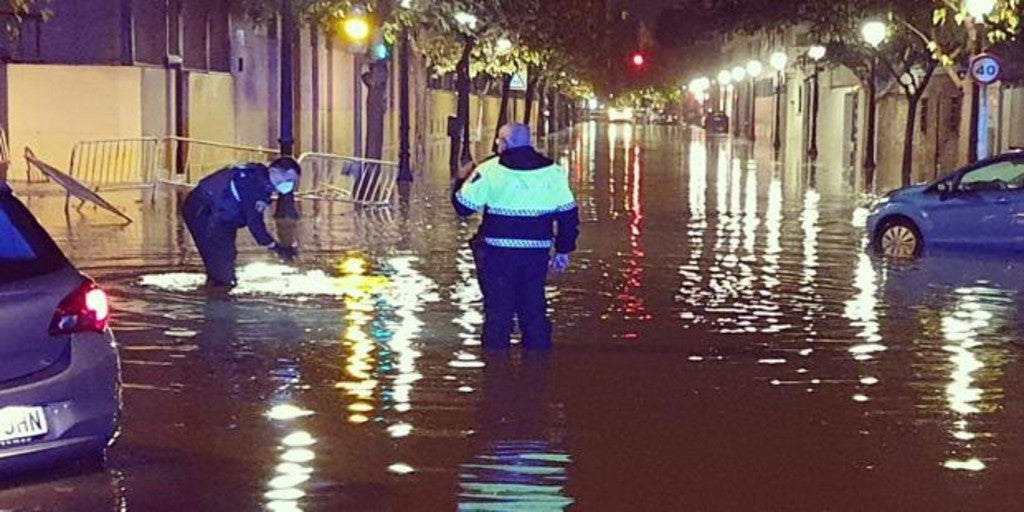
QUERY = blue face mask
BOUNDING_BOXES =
[276,181,295,195]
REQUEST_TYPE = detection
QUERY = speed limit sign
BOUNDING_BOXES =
[970,54,1001,85]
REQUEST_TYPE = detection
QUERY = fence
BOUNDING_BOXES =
[296,153,399,207]
[15,135,398,207]
[163,137,278,185]
[68,138,160,190]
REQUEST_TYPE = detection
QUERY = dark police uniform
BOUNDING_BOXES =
[452,146,580,350]
[182,163,277,286]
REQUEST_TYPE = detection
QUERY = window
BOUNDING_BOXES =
[0,195,67,283]
[0,209,34,261]
[958,159,1024,192]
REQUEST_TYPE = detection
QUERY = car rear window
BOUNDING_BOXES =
[0,193,69,283]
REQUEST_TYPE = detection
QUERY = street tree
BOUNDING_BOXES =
[898,0,1021,164]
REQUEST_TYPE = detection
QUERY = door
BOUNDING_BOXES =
[926,157,1024,247]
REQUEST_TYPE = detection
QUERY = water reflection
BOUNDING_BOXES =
[458,354,572,510]
[883,253,1018,474]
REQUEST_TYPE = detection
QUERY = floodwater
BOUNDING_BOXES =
[4,124,1024,511]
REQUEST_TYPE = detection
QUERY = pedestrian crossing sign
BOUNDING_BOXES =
[510,71,528,91]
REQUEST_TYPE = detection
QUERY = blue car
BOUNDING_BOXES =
[0,182,121,474]
[867,151,1024,257]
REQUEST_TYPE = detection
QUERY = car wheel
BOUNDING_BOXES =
[877,219,921,258]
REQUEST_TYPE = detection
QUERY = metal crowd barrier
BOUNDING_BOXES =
[162,136,278,185]
[68,137,161,190]
[296,152,398,207]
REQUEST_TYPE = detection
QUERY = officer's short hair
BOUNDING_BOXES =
[498,123,531,149]
[269,156,301,176]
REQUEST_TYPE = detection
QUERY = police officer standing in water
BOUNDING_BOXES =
[452,123,580,350]
[182,156,301,288]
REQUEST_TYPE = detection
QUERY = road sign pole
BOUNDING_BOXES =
[969,54,1001,162]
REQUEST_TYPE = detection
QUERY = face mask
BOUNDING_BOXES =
[275,181,295,195]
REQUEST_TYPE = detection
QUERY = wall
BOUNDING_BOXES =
[187,72,236,145]
[7,64,143,167]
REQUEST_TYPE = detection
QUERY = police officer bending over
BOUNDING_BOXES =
[183,156,301,288]
[452,123,580,350]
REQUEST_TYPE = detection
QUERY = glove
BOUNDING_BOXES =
[270,242,298,262]
[549,253,571,274]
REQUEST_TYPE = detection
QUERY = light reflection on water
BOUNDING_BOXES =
[8,126,1024,509]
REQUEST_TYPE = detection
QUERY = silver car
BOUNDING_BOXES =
[0,182,120,473]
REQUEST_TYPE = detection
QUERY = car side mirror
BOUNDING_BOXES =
[935,181,952,199]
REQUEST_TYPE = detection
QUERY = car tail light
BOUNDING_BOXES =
[49,280,110,335]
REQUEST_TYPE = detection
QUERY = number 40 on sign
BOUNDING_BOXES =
[970,54,1001,85]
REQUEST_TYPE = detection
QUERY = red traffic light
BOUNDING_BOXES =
[631,52,645,67]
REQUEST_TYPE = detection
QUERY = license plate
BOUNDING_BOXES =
[0,406,48,443]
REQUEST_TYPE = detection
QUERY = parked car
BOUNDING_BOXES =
[0,181,120,474]
[703,111,729,134]
[867,150,1024,258]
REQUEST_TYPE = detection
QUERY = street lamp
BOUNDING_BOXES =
[496,37,513,54]
[746,60,762,142]
[731,66,747,136]
[965,0,996,161]
[965,0,996,21]
[717,69,732,114]
[807,45,826,163]
[862,21,886,191]
[770,51,788,160]
[397,2,414,181]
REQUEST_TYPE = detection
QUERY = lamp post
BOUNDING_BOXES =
[770,51,788,160]
[966,0,996,161]
[342,9,371,158]
[731,66,746,137]
[397,1,414,181]
[807,45,826,163]
[746,59,762,142]
[862,20,886,191]
[717,69,732,115]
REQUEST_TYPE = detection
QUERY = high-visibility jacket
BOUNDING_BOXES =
[452,146,580,253]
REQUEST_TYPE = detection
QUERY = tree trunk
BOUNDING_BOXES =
[549,90,559,134]
[901,95,919,187]
[357,60,389,201]
[523,70,539,125]
[476,80,492,152]
[536,81,547,137]
[450,36,473,177]
[494,73,512,153]
[362,61,388,160]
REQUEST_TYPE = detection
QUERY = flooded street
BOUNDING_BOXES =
[6,124,1024,510]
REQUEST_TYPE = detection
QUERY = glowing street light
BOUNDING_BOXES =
[731,66,747,82]
[862,21,887,48]
[965,0,997,21]
[495,37,513,54]
[746,60,763,78]
[769,51,788,72]
[717,69,732,85]
[808,45,827,61]
[454,11,479,31]
[343,15,371,42]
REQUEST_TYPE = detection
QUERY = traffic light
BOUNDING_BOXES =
[630,52,646,68]
[369,38,390,61]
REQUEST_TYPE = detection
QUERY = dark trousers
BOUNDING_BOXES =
[472,241,552,350]
[182,192,238,287]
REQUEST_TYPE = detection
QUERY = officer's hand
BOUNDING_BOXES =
[271,243,298,262]
[549,253,570,274]
[458,159,477,179]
